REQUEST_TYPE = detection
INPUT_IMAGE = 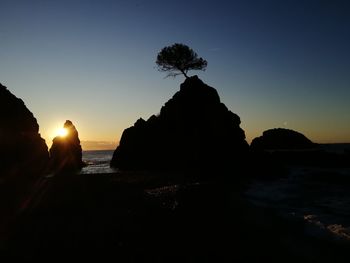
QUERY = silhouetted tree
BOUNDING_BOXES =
[156,43,207,78]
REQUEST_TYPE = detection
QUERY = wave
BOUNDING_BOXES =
[245,165,350,241]
[81,150,116,174]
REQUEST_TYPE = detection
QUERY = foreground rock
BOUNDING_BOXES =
[0,83,49,177]
[0,83,49,235]
[49,120,84,172]
[251,128,317,151]
[111,76,249,170]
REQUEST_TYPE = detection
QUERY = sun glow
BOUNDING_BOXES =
[57,127,68,137]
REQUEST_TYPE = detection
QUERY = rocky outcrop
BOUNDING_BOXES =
[251,128,317,150]
[111,76,249,170]
[49,120,84,172]
[0,83,49,177]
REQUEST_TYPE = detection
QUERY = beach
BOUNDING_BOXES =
[1,163,349,262]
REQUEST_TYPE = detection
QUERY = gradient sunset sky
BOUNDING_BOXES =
[1,0,349,149]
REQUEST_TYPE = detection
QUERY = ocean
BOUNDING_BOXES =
[81,150,116,174]
[246,143,350,241]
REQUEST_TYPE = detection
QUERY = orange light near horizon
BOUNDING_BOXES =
[56,127,68,137]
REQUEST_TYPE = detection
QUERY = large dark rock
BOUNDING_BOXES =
[0,83,49,231]
[0,83,49,177]
[250,128,317,150]
[111,76,249,170]
[49,120,84,172]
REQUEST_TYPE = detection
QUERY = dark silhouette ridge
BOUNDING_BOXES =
[49,120,84,172]
[111,76,249,171]
[0,83,49,238]
[251,128,317,151]
[0,83,49,176]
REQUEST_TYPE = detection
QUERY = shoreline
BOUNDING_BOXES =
[1,169,349,261]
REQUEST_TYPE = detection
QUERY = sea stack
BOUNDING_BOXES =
[111,76,249,170]
[49,120,84,172]
[251,128,317,150]
[0,83,49,177]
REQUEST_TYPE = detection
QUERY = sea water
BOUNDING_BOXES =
[81,150,117,174]
[245,144,350,240]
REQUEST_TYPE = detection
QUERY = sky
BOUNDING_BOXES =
[1,0,350,149]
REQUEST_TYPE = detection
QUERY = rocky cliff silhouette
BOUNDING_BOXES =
[49,120,84,172]
[0,83,49,177]
[0,83,49,230]
[251,128,317,150]
[111,76,249,170]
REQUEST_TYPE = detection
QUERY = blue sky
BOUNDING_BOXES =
[1,0,350,149]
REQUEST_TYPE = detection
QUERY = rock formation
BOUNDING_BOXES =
[111,76,249,170]
[250,128,317,150]
[49,120,84,172]
[0,83,49,177]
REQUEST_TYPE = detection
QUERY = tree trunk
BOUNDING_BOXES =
[181,70,189,79]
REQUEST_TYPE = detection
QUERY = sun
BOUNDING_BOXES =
[57,127,68,137]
